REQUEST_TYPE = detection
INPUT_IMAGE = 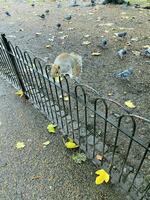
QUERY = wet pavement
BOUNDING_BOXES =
[0,77,125,199]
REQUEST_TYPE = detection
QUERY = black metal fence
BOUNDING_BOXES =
[0,34,150,200]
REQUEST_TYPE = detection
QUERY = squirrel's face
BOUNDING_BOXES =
[51,64,61,78]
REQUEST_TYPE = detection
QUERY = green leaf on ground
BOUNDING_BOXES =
[72,153,86,163]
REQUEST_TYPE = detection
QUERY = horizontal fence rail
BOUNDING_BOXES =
[0,34,150,200]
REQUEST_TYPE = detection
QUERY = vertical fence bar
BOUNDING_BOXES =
[45,66,59,124]
[118,116,136,182]
[59,76,70,135]
[0,41,18,86]
[140,183,150,200]
[15,47,32,99]
[33,58,47,113]
[24,53,42,106]
[128,142,150,192]
[53,78,64,128]
[75,85,87,148]
[36,60,51,117]
[45,66,55,123]
[62,77,74,139]
[93,98,108,161]
[1,34,27,96]
[109,115,123,173]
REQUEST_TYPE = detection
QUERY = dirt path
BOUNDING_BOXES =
[0,0,150,119]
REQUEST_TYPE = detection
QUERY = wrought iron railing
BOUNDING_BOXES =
[0,33,149,200]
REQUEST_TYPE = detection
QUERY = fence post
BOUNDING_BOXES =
[1,33,27,98]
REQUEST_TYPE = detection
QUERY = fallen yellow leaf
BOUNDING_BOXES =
[43,140,50,146]
[143,45,150,49]
[64,95,69,101]
[82,41,91,45]
[91,52,101,56]
[47,123,57,134]
[15,90,24,97]
[124,100,136,109]
[59,93,69,101]
[132,51,140,56]
[88,12,94,15]
[31,176,43,180]
[95,169,110,185]
[121,16,129,19]
[68,27,75,31]
[45,45,51,48]
[126,42,131,46]
[84,34,90,38]
[108,92,112,96]
[64,137,79,149]
[99,23,114,26]
[16,142,25,149]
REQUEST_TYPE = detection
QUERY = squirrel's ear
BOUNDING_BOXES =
[57,65,60,70]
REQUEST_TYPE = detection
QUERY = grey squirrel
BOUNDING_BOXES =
[51,52,82,83]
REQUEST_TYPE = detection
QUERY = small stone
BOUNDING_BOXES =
[145,174,150,181]
[92,158,101,166]
[80,128,87,137]
[87,135,99,145]
[131,37,138,42]
[73,122,79,130]
[52,105,59,112]
[134,176,144,188]
[84,34,90,38]
[95,142,108,153]
[80,144,86,152]
[66,115,72,123]
[58,111,66,117]
[97,130,102,136]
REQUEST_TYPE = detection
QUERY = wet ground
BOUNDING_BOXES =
[0,78,126,199]
[0,0,150,199]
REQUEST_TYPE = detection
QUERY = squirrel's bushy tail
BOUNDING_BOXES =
[70,52,83,72]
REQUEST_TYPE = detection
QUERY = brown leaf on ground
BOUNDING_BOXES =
[96,154,103,161]
[31,176,43,180]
